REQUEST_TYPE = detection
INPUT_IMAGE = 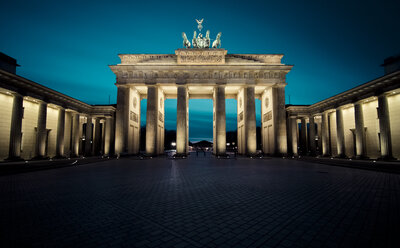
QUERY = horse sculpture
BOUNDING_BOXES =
[192,31,198,48]
[182,32,191,48]
[205,30,210,48]
[212,32,222,48]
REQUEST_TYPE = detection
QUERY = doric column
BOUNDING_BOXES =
[300,117,308,155]
[321,111,330,156]
[317,118,322,154]
[56,107,65,157]
[309,115,316,155]
[213,85,226,155]
[378,94,392,159]
[85,116,93,156]
[272,86,287,155]
[354,102,367,158]
[336,107,346,157]
[8,93,23,160]
[244,86,256,155]
[35,101,47,158]
[289,117,298,156]
[93,117,101,155]
[64,111,72,156]
[115,86,128,155]
[176,85,188,155]
[104,117,113,156]
[72,113,80,157]
[146,86,158,156]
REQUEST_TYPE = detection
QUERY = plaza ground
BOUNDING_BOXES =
[1,154,399,247]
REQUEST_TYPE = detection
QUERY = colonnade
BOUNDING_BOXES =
[288,92,397,159]
[0,91,115,161]
[115,84,288,157]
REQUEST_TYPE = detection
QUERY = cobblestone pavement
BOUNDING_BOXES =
[1,153,399,248]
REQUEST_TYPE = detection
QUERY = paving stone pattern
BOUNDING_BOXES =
[1,153,400,247]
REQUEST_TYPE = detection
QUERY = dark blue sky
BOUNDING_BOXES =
[1,0,399,141]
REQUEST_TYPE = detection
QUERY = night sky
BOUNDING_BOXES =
[1,0,399,141]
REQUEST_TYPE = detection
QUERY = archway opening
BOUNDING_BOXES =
[226,99,237,152]
[255,99,262,152]
[189,99,213,151]
[164,99,177,151]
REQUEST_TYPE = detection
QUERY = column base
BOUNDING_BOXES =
[355,155,369,160]
[31,155,50,161]
[377,155,396,161]
[5,156,24,162]
[335,154,347,159]
[53,155,67,159]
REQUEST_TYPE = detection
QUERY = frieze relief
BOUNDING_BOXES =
[118,70,286,80]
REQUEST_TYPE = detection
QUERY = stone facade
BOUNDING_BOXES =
[1,50,398,161]
[109,49,292,156]
[0,63,116,161]
[286,68,400,160]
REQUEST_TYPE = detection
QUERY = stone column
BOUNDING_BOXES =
[8,93,23,160]
[336,107,346,157]
[146,86,158,156]
[85,116,93,156]
[115,86,128,155]
[289,117,298,156]
[321,111,330,156]
[354,102,367,158]
[104,117,113,156]
[55,107,65,157]
[93,117,102,155]
[272,86,287,155]
[245,86,256,155]
[300,117,308,155]
[309,115,316,155]
[213,85,226,155]
[35,101,47,158]
[176,85,188,155]
[378,94,392,159]
[317,118,322,154]
[72,113,80,157]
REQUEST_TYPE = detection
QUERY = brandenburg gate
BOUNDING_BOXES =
[109,20,292,156]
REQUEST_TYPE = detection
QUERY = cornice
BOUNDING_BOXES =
[0,69,115,115]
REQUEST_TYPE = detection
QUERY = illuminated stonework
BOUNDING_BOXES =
[110,48,292,156]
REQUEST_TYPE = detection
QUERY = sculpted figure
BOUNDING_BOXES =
[182,32,191,48]
[212,32,222,48]
[196,18,204,31]
[205,30,210,48]
[192,31,198,48]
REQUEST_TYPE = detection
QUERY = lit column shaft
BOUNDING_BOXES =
[35,101,47,158]
[321,112,330,156]
[72,113,80,157]
[378,94,392,158]
[245,86,256,155]
[56,107,65,157]
[176,86,188,155]
[146,86,158,156]
[336,107,345,157]
[290,117,298,156]
[272,86,287,155]
[354,102,366,158]
[8,93,23,159]
[214,85,226,155]
[85,116,93,156]
[104,117,113,156]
